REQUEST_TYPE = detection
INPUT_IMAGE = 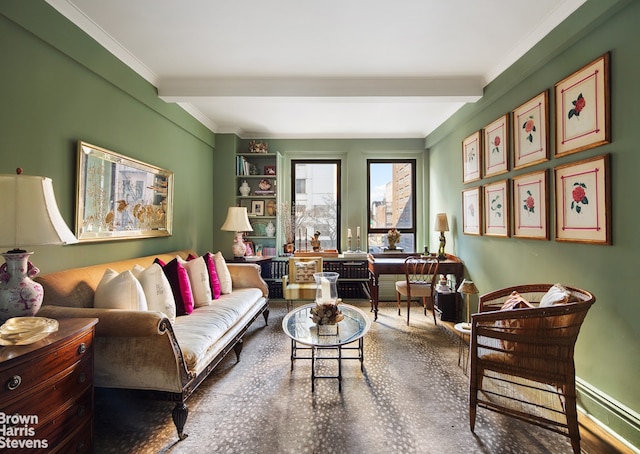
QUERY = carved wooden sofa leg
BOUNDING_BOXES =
[263,307,270,324]
[233,338,244,361]
[172,402,189,440]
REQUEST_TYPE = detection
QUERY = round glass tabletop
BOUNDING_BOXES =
[282,303,371,347]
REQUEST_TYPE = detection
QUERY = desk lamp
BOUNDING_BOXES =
[457,279,479,330]
[221,207,253,259]
[434,213,449,260]
[0,170,78,322]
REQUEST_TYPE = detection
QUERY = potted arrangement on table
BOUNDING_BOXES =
[387,228,401,250]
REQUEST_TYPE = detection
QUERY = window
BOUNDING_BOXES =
[367,160,416,252]
[291,160,341,250]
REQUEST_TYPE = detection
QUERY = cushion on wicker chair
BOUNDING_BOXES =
[539,283,576,307]
[497,291,536,351]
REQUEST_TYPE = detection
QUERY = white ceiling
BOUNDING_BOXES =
[46,0,586,139]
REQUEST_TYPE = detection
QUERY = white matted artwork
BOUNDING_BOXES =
[462,131,482,183]
[555,154,611,244]
[483,179,509,237]
[483,114,509,177]
[512,91,549,170]
[555,53,610,157]
[512,170,548,240]
[462,187,482,236]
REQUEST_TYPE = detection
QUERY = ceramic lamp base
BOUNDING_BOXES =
[231,232,247,258]
[0,252,44,322]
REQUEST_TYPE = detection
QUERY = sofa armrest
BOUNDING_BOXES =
[227,263,269,297]
[37,305,168,337]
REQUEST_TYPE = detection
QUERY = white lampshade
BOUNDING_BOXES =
[0,174,78,249]
[221,207,253,232]
[434,213,449,232]
[457,279,479,295]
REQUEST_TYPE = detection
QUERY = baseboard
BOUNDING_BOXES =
[577,377,640,453]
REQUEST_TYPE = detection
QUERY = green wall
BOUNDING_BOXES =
[426,0,639,447]
[0,1,216,273]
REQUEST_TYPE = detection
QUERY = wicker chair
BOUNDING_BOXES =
[395,256,440,326]
[469,284,595,454]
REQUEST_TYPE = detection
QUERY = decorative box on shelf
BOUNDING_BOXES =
[294,250,340,258]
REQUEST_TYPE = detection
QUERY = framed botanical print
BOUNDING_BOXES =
[483,114,509,177]
[512,170,548,240]
[462,131,482,183]
[483,179,509,237]
[555,154,611,244]
[462,187,482,235]
[555,53,610,157]
[512,91,549,170]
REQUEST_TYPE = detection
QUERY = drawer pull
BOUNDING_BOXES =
[76,405,85,417]
[77,343,87,354]
[77,372,86,384]
[7,375,21,391]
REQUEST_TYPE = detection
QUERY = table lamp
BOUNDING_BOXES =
[457,279,479,329]
[221,206,253,259]
[434,213,449,260]
[0,170,78,322]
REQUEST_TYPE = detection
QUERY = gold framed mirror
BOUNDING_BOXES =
[75,141,173,242]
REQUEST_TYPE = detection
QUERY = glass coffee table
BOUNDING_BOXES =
[282,303,371,392]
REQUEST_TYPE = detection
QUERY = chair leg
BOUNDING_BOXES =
[430,297,437,325]
[422,297,427,315]
[406,294,411,326]
[565,384,581,454]
[396,291,402,316]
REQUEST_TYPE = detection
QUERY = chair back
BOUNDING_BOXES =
[287,257,323,284]
[404,256,439,290]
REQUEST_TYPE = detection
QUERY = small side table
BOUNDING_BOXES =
[454,322,471,374]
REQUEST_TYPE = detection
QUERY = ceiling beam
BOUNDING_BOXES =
[158,77,483,102]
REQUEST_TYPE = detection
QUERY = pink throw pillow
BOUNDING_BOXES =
[155,257,194,316]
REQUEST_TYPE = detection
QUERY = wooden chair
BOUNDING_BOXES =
[469,284,595,454]
[395,256,439,326]
[282,257,323,311]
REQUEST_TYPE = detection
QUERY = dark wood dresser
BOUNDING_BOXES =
[0,318,98,453]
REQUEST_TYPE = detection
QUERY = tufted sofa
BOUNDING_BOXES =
[35,250,269,440]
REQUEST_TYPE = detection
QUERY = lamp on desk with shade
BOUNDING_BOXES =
[434,213,449,260]
[0,170,78,322]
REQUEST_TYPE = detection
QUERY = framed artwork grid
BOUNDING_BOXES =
[555,52,610,157]
[512,170,548,240]
[512,91,549,170]
[462,131,482,183]
[555,154,611,244]
[483,114,509,177]
[462,187,482,235]
[483,179,509,237]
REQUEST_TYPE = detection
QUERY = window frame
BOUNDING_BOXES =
[291,159,342,249]
[367,159,417,251]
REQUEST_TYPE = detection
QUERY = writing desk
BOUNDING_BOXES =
[367,254,464,321]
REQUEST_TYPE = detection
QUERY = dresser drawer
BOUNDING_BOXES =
[2,353,93,418]
[0,388,93,454]
[0,329,93,403]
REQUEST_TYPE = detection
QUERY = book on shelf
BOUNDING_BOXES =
[254,190,275,195]
[263,247,277,257]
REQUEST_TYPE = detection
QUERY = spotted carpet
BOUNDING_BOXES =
[94,301,574,453]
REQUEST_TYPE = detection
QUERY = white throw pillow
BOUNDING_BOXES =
[132,263,177,322]
[539,283,572,307]
[213,251,232,294]
[178,256,213,307]
[94,268,148,311]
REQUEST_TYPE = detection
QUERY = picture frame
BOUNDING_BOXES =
[75,141,173,242]
[264,165,276,176]
[554,154,611,244]
[462,187,482,235]
[244,241,255,256]
[483,114,509,177]
[483,179,509,237]
[555,53,610,157]
[250,200,265,216]
[512,170,549,240]
[512,90,549,170]
[462,131,482,183]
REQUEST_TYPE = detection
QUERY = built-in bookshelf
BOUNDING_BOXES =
[236,149,278,257]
